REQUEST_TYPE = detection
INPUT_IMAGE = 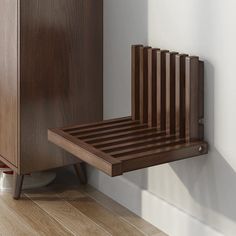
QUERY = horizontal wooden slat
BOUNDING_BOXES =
[69,120,139,135]
[110,138,184,157]
[63,117,132,132]
[85,126,156,144]
[93,130,166,148]
[77,124,147,140]
[101,134,176,153]
[48,129,122,177]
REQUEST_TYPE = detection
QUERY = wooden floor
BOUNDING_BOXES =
[0,170,167,236]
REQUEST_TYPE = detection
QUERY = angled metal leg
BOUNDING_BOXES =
[73,162,87,185]
[13,173,24,200]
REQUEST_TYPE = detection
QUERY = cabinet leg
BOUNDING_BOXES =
[73,162,87,185]
[13,173,24,200]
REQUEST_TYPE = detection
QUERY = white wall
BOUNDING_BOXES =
[89,1,236,235]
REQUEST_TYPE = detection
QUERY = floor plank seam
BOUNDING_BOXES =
[53,191,113,236]
[25,193,81,236]
[0,194,38,235]
[22,193,74,235]
[82,187,157,236]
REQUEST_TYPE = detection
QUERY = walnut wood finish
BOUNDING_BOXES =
[49,117,207,176]
[0,0,19,167]
[13,173,24,200]
[19,0,103,174]
[48,45,208,177]
[73,163,87,185]
[0,0,103,198]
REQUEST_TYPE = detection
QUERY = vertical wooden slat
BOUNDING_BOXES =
[140,47,148,124]
[185,56,200,141]
[175,54,188,138]
[131,45,142,121]
[166,52,178,135]
[147,48,156,127]
[156,50,161,130]
[132,45,203,141]
[198,61,204,140]
[156,50,169,131]
[148,49,160,128]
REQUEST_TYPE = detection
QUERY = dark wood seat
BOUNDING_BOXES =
[48,45,208,177]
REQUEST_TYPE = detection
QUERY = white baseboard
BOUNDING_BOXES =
[88,169,223,236]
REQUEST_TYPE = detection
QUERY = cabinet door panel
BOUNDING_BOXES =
[0,0,18,166]
[20,0,103,173]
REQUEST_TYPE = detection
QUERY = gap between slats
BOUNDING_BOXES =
[100,133,176,153]
[85,126,157,144]
[93,130,166,148]
[111,139,185,158]
[63,117,132,132]
[69,120,139,135]
[118,141,206,162]
[77,124,147,140]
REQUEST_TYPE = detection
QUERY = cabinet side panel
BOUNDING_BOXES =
[0,0,18,167]
[20,0,103,174]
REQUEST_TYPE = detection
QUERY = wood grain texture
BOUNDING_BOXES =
[120,142,208,173]
[185,57,200,141]
[138,46,147,124]
[175,54,188,138]
[0,195,37,236]
[166,52,178,135]
[84,185,166,236]
[156,50,169,131]
[73,163,87,185]
[58,188,145,236]
[49,118,207,176]
[13,173,24,200]
[0,181,166,235]
[198,61,204,140]
[19,0,103,174]
[48,129,122,177]
[132,45,142,121]
[148,49,159,127]
[64,116,131,132]
[0,192,72,236]
[0,0,19,167]
[26,191,111,236]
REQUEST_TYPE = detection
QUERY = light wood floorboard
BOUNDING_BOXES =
[83,185,166,236]
[0,192,72,235]
[0,170,167,236]
[56,187,145,236]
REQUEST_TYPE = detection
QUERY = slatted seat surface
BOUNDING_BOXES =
[48,45,208,177]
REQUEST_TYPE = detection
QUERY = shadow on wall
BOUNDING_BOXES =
[124,59,236,233]
[170,60,236,227]
[91,0,236,235]
[103,0,148,118]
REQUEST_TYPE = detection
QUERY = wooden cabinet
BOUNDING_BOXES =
[0,0,103,197]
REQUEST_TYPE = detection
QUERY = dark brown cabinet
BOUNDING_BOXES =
[0,0,103,197]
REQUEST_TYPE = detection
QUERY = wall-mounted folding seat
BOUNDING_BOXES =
[48,45,208,177]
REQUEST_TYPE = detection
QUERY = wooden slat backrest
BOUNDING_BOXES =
[131,45,204,141]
